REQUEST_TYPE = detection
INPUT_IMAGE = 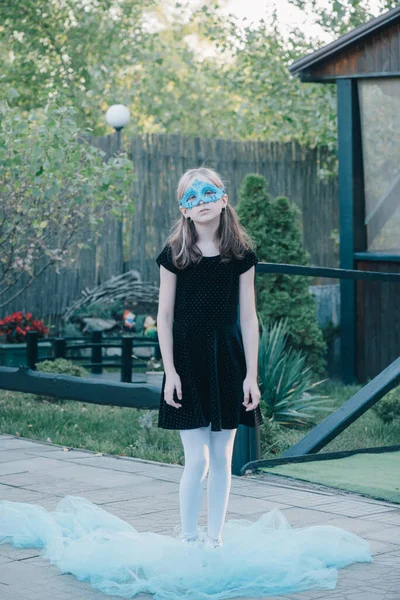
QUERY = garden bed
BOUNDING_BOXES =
[0,342,53,367]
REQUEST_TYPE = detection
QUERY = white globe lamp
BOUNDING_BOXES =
[105,104,130,132]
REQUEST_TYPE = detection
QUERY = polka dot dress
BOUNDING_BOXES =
[155,244,264,431]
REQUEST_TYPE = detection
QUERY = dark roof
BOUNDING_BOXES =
[289,4,400,76]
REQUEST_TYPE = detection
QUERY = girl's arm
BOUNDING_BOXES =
[156,266,177,376]
[239,267,259,380]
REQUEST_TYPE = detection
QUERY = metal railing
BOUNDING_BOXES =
[24,330,161,382]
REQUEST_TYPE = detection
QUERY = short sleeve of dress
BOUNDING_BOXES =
[156,244,179,274]
[237,249,259,275]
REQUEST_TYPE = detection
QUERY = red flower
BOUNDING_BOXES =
[0,311,49,343]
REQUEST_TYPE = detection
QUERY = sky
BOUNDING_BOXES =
[222,0,332,43]
[221,0,384,43]
[143,0,386,56]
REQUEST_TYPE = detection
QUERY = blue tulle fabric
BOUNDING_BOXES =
[0,495,372,599]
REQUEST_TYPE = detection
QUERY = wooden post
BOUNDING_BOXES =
[91,331,102,374]
[231,265,261,475]
[26,331,38,370]
[121,336,133,383]
[232,425,261,476]
[53,337,66,359]
[337,78,365,383]
[154,334,162,360]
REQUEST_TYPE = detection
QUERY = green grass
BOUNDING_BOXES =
[0,389,183,465]
[261,452,400,504]
[259,379,400,459]
[1,378,399,465]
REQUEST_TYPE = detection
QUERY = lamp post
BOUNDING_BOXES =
[105,104,130,154]
[105,105,131,275]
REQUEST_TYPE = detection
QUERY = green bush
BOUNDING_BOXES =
[236,174,327,375]
[373,388,400,423]
[258,319,331,428]
[35,358,89,403]
[258,416,299,458]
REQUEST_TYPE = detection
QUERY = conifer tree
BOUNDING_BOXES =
[236,174,327,374]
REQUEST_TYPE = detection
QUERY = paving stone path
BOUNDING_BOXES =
[0,434,399,600]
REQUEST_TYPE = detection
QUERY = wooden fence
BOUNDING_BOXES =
[1,133,339,329]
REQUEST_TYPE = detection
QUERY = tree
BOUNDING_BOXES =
[0,86,135,310]
[236,174,327,374]
[1,0,396,160]
[0,0,155,133]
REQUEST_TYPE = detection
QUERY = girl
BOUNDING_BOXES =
[155,166,263,548]
[0,165,373,598]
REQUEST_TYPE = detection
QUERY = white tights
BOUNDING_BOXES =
[178,423,237,542]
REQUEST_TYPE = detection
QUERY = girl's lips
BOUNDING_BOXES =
[199,208,209,213]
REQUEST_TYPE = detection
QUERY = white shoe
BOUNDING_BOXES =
[204,535,223,549]
[177,533,200,545]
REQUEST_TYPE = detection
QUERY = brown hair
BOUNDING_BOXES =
[163,167,256,270]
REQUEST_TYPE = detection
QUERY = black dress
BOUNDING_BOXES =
[155,244,264,431]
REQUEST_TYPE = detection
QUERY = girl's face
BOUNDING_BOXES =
[179,178,228,222]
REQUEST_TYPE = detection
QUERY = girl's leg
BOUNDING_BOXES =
[178,424,211,540]
[207,427,237,542]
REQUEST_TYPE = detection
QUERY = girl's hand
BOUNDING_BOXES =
[242,377,261,411]
[164,371,182,409]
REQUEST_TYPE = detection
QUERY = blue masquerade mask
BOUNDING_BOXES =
[180,179,226,209]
